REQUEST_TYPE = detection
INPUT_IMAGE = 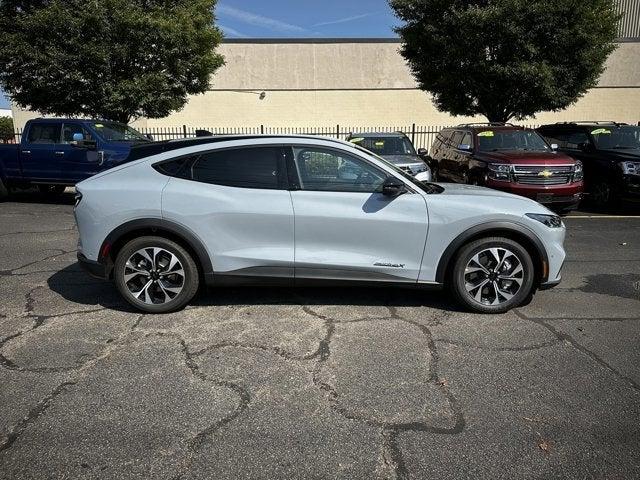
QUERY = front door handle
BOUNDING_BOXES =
[22,150,31,154]
[54,151,65,157]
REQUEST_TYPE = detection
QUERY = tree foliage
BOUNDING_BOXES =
[0,0,224,123]
[390,0,621,122]
[0,116,14,142]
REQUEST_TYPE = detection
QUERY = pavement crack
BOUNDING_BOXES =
[435,338,563,352]
[381,428,408,480]
[0,381,76,454]
[515,310,640,392]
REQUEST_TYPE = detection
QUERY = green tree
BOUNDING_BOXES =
[0,0,224,123]
[0,116,14,143]
[390,0,621,123]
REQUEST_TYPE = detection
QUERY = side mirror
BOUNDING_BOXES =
[550,143,559,151]
[72,133,84,142]
[458,144,472,152]
[382,176,406,197]
[417,148,428,157]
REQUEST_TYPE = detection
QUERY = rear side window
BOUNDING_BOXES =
[27,124,61,144]
[154,157,192,179]
[191,146,284,189]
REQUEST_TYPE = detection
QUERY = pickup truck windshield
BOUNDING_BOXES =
[477,130,550,152]
[591,126,640,150]
[353,137,416,156]
[89,122,150,142]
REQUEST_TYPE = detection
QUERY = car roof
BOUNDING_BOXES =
[30,118,119,124]
[538,121,629,129]
[126,135,352,162]
[346,132,407,138]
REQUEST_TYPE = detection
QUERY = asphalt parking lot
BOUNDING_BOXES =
[1,191,639,480]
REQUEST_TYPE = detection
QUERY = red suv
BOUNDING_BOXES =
[428,123,584,212]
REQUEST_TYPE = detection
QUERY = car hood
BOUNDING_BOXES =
[437,182,530,200]
[597,149,640,161]
[381,154,424,165]
[475,150,574,165]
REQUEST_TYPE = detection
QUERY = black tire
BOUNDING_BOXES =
[38,184,66,195]
[589,180,619,211]
[114,236,200,313]
[450,237,535,314]
[0,178,8,200]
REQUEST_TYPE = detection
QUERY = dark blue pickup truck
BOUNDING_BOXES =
[0,118,151,198]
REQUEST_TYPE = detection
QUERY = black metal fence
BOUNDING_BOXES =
[11,123,541,149]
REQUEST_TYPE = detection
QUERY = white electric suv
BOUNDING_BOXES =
[74,135,566,314]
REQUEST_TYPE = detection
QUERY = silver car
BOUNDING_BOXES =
[74,135,565,314]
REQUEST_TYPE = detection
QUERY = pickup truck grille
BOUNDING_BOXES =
[512,165,574,185]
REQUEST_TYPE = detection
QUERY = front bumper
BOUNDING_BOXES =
[486,179,584,208]
[77,252,109,280]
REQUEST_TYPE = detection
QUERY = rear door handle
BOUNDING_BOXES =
[22,150,31,154]
[54,151,65,157]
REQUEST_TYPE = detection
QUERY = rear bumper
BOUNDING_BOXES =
[486,179,584,207]
[77,252,109,280]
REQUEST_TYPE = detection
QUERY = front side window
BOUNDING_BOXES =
[192,146,284,189]
[476,129,550,152]
[62,124,94,144]
[292,147,387,193]
[27,124,61,145]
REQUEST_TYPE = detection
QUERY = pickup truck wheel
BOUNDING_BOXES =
[38,185,66,195]
[114,236,200,314]
[451,237,535,314]
[0,178,8,200]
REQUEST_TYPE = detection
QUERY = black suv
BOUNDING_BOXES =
[537,122,640,208]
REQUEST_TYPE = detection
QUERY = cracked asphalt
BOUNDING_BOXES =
[1,191,639,480]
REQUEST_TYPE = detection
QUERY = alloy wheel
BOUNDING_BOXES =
[123,247,185,305]
[464,247,524,306]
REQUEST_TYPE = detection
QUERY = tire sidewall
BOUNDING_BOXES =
[452,237,535,314]
[114,236,199,313]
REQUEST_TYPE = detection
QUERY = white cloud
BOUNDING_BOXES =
[313,13,373,27]
[218,5,308,34]
[218,24,248,38]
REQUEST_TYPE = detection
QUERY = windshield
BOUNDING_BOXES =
[476,130,550,152]
[351,136,416,156]
[89,122,150,142]
[590,126,640,150]
[353,145,443,194]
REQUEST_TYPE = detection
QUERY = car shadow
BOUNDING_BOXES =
[47,264,465,313]
[3,189,75,206]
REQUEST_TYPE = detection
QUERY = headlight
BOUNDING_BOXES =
[573,160,584,181]
[526,213,563,228]
[621,161,640,175]
[488,164,511,181]
[74,192,83,208]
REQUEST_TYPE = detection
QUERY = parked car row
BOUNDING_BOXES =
[421,121,639,212]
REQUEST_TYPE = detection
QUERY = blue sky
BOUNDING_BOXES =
[0,0,399,109]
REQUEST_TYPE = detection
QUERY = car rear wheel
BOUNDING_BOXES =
[114,236,200,313]
[451,237,535,314]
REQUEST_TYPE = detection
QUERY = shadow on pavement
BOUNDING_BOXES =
[47,264,465,313]
[2,189,76,206]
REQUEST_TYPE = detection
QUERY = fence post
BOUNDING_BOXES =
[336,124,340,139]
[182,125,187,138]
[411,123,416,145]
[261,124,264,135]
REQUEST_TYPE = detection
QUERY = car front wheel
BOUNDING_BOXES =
[451,237,535,314]
[114,236,200,313]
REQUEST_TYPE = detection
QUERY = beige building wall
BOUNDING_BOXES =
[12,40,640,132]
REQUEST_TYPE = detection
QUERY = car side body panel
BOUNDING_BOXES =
[291,190,429,282]
[162,176,295,279]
